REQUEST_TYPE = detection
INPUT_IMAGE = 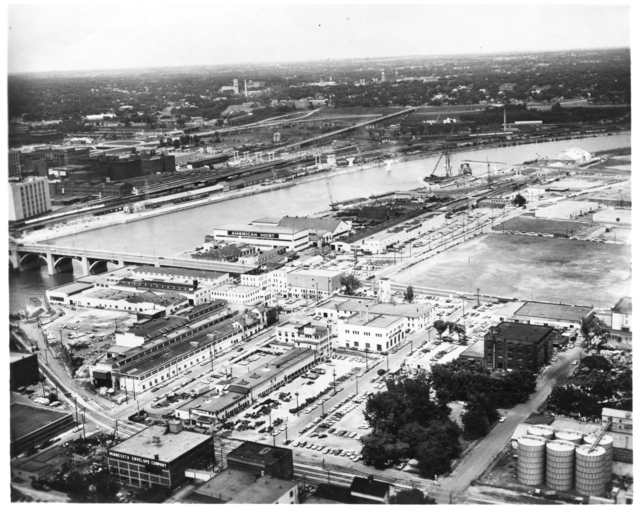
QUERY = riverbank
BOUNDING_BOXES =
[19,129,629,246]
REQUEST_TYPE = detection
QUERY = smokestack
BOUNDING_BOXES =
[503,105,506,133]
[245,79,248,97]
[365,305,369,322]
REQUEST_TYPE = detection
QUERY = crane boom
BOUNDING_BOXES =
[431,152,445,177]
[324,173,335,207]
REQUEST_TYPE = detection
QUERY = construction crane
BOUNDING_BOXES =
[462,159,506,185]
[428,141,453,179]
[324,173,335,209]
[588,417,612,453]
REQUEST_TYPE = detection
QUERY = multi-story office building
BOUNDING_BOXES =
[107,422,213,490]
[276,319,331,356]
[286,268,344,300]
[227,441,294,479]
[336,311,406,353]
[9,149,22,179]
[8,176,52,221]
[484,322,556,371]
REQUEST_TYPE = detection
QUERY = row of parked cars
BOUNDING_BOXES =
[293,440,364,462]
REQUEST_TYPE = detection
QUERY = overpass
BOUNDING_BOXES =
[9,242,257,276]
[276,107,417,152]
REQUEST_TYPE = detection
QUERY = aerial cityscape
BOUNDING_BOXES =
[6,3,633,506]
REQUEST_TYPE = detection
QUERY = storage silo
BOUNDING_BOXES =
[527,425,555,441]
[545,441,575,491]
[575,445,608,497]
[584,434,614,482]
[555,429,583,445]
[517,436,547,486]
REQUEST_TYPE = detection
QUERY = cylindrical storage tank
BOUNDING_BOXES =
[545,441,575,491]
[517,437,547,486]
[584,434,614,482]
[527,426,555,441]
[575,445,607,497]
[555,429,583,445]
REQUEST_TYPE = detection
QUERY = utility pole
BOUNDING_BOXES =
[333,368,337,395]
[477,288,480,307]
[74,396,79,425]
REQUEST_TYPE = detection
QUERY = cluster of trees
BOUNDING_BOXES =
[34,468,120,503]
[546,354,632,418]
[340,275,362,295]
[580,315,611,353]
[433,319,467,344]
[430,359,536,439]
[9,49,629,124]
[361,373,462,478]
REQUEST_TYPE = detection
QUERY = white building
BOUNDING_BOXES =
[211,225,309,251]
[554,147,594,165]
[276,318,332,357]
[610,297,631,343]
[336,311,405,353]
[287,268,344,300]
[8,177,52,221]
[534,201,596,220]
[316,296,434,332]
[593,208,632,226]
[210,284,262,305]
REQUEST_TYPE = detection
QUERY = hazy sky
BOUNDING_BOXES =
[8,2,631,74]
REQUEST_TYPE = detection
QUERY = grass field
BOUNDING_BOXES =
[394,233,631,307]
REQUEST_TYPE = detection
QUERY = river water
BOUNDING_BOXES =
[9,133,630,311]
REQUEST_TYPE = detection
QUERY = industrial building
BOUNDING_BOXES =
[332,211,446,254]
[250,216,352,247]
[484,322,556,371]
[10,352,40,391]
[10,403,75,457]
[286,268,345,300]
[209,284,262,305]
[593,208,632,226]
[88,300,264,395]
[534,201,596,220]
[210,224,310,251]
[184,470,299,504]
[8,176,52,221]
[491,301,595,331]
[610,297,632,343]
[107,423,214,490]
[227,441,294,480]
[553,147,594,166]
[11,445,70,482]
[174,348,319,424]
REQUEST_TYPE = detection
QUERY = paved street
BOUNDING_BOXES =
[439,344,585,500]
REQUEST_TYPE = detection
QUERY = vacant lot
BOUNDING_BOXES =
[394,233,631,307]
[492,216,596,237]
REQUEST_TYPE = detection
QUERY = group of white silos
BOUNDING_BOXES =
[516,424,613,497]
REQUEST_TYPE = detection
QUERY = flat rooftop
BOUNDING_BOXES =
[343,312,403,329]
[515,301,594,323]
[536,200,595,217]
[10,403,73,441]
[289,268,344,278]
[47,281,94,295]
[228,441,292,468]
[77,266,136,283]
[109,425,211,464]
[134,265,228,281]
[118,320,240,376]
[214,224,308,235]
[10,352,36,364]
[189,470,296,504]
[460,339,485,359]
[490,322,555,343]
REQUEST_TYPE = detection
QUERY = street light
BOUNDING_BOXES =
[295,391,299,416]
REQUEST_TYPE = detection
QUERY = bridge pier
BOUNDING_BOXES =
[9,246,20,271]
[46,253,56,275]
[80,255,90,276]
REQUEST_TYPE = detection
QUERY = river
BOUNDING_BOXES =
[9,133,630,311]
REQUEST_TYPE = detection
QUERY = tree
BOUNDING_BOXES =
[172,139,181,149]
[461,406,490,439]
[512,194,527,207]
[93,472,120,503]
[390,489,435,504]
[581,316,610,353]
[416,439,453,478]
[65,471,90,501]
[433,320,448,340]
[447,322,467,345]
[340,274,361,295]
[404,285,414,303]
